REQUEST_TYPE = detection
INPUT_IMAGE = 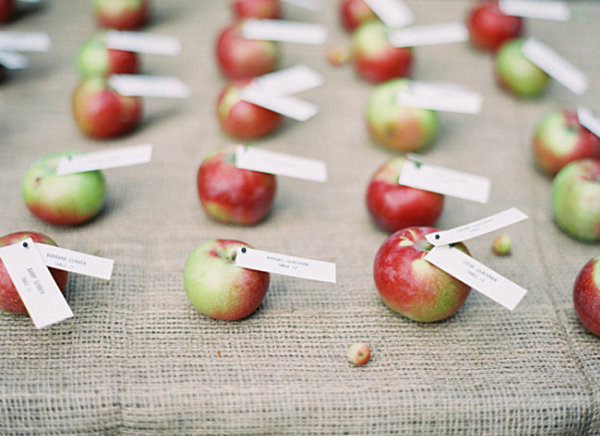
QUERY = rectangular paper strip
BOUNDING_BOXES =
[425,245,527,311]
[241,19,327,45]
[0,51,29,69]
[365,0,414,29]
[522,38,588,95]
[108,75,190,98]
[249,65,323,96]
[105,31,181,55]
[389,22,468,47]
[577,107,600,139]
[396,81,483,114]
[280,0,321,11]
[0,239,73,329]
[235,247,336,283]
[56,144,152,175]
[426,208,528,246]
[241,87,318,121]
[399,157,490,203]
[235,145,327,182]
[36,244,114,281]
[499,0,570,21]
[0,32,51,52]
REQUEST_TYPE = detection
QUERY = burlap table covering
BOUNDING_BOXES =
[1,1,599,434]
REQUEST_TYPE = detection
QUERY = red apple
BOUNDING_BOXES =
[573,256,600,336]
[340,0,376,32]
[216,21,280,80]
[233,0,281,19]
[217,79,283,139]
[373,226,471,322]
[183,239,269,321]
[197,145,276,225]
[366,156,444,232]
[0,231,69,314]
[0,0,14,24]
[72,77,142,139]
[93,0,150,30]
[352,19,413,84]
[466,0,524,52]
[76,32,139,78]
[533,109,600,177]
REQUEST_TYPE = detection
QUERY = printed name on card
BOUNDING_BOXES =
[235,145,327,182]
[56,144,152,176]
[0,51,29,69]
[522,38,588,95]
[499,0,570,21]
[241,19,327,45]
[389,22,468,47]
[105,31,181,56]
[235,247,336,283]
[0,32,51,52]
[241,87,318,121]
[399,156,490,203]
[577,107,600,139]
[108,75,190,98]
[365,0,414,29]
[248,65,323,96]
[36,244,114,281]
[0,239,73,329]
[396,81,483,114]
[425,245,527,310]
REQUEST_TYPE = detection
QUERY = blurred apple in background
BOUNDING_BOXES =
[366,78,439,152]
[72,77,142,139]
[373,226,471,322]
[494,38,549,98]
[76,31,139,78]
[466,0,523,51]
[0,232,69,314]
[94,0,150,30]
[573,256,600,337]
[216,21,280,80]
[197,145,276,225]
[366,156,444,232]
[552,159,600,242]
[352,19,413,83]
[0,0,14,23]
[184,239,270,321]
[233,0,280,19]
[22,151,107,226]
[340,0,376,32]
[533,109,600,177]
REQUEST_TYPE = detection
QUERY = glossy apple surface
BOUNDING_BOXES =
[366,156,444,232]
[0,231,69,314]
[22,151,106,226]
[467,0,523,51]
[552,159,600,242]
[366,78,439,152]
[573,256,600,336]
[93,0,150,30]
[76,32,139,78]
[352,19,412,84]
[340,0,376,32]
[374,226,471,322]
[184,239,270,321]
[216,21,280,80]
[495,38,549,98]
[233,0,280,19]
[533,109,600,177]
[72,77,142,139]
[217,79,282,139]
[197,145,276,225]
[0,0,14,23]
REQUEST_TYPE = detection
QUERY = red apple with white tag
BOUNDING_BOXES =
[466,0,524,51]
[72,77,142,139]
[197,145,276,225]
[217,79,283,139]
[340,0,376,32]
[0,231,69,314]
[76,31,139,78]
[93,0,150,30]
[533,109,600,177]
[216,21,280,80]
[233,0,280,19]
[373,226,471,322]
[366,156,444,232]
[573,256,600,337]
[183,239,270,321]
[352,19,412,83]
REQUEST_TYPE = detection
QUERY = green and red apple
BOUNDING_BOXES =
[573,256,600,336]
[533,109,600,177]
[348,342,371,366]
[93,0,150,30]
[373,226,471,322]
[233,0,280,19]
[352,19,413,84]
[76,31,139,78]
[466,0,524,52]
[183,239,270,321]
[22,151,106,226]
[340,0,376,32]
[552,159,600,242]
[0,231,69,314]
[494,37,549,98]
[197,145,276,225]
[366,78,439,152]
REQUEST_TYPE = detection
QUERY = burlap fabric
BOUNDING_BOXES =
[1,1,599,434]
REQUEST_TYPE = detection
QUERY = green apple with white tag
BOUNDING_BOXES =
[76,31,139,78]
